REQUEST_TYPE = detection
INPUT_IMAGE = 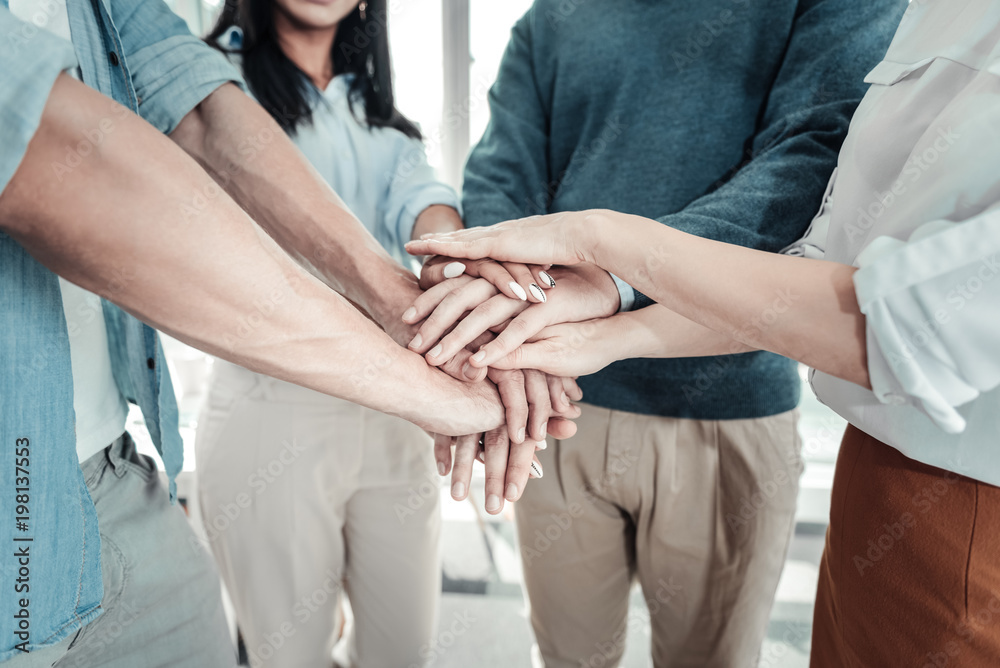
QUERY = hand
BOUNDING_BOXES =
[405,211,611,267]
[432,366,581,514]
[405,264,621,371]
[419,255,556,303]
[490,319,626,378]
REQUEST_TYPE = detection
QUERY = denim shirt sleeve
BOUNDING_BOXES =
[381,133,461,258]
[0,8,79,194]
[110,0,245,134]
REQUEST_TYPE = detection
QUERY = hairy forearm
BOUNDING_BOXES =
[0,75,500,434]
[169,83,418,329]
[585,211,870,387]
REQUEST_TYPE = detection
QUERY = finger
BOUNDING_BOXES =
[418,256,468,290]
[547,417,577,439]
[533,265,557,289]
[472,259,529,302]
[503,262,545,303]
[409,279,498,355]
[563,376,584,402]
[402,274,474,325]
[468,308,550,369]
[459,332,496,382]
[433,433,453,476]
[490,368,529,444]
[431,295,527,367]
[547,373,572,415]
[450,434,478,501]
[523,369,552,442]
[440,347,489,383]
[504,435,542,503]
[482,428,510,514]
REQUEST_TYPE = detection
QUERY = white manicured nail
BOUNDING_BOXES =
[443,262,466,279]
[452,481,466,498]
[539,271,556,288]
[535,440,547,450]
[486,494,502,512]
[509,282,528,301]
[530,461,543,479]
[529,283,546,302]
[408,333,422,349]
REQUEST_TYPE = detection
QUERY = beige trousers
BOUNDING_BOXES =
[516,403,801,668]
[195,361,441,668]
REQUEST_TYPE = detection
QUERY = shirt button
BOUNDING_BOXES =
[147,357,155,370]
[109,51,120,66]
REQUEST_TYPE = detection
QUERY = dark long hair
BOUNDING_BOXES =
[207,0,420,139]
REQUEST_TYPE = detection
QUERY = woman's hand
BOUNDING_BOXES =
[405,265,621,371]
[419,255,557,303]
[488,319,628,378]
[405,211,610,267]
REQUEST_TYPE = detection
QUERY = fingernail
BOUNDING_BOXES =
[486,494,501,512]
[408,333,423,349]
[529,283,546,302]
[437,461,446,476]
[476,451,485,464]
[516,427,525,443]
[535,439,547,450]
[509,282,528,301]
[402,307,417,322]
[561,392,569,405]
[428,344,443,358]
[463,363,479,379]
[530,461,544,479]
[539,271,556,288]
[505,483,519,501]
[541,421,548,436]
[452,481,466,499]
[443,262,466,279]
[471,350,487,364]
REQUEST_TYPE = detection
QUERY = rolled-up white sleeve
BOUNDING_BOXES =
[853,211,1000,433]
[0,8,78,194]
[380,135,460,256]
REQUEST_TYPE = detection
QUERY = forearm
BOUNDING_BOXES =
[412,204,464,240]
[617,305,754,359]
[169,83,417,329]
[586,212,869,386]
[0,75,499,434]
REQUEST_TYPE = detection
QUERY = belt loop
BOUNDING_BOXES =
[105,433,130,478]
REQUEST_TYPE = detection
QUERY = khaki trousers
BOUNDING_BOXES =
[195,362,441,668]
[811,425,1000,667]
[515,403,801,668]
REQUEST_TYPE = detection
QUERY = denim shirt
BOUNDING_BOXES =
[0,2,242,659]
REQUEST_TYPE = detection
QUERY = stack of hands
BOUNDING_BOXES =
[394,242,623,515]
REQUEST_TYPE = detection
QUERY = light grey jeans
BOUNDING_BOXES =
[6,434,236,668]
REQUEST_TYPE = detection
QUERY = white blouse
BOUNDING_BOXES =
[784,0,1000,486]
